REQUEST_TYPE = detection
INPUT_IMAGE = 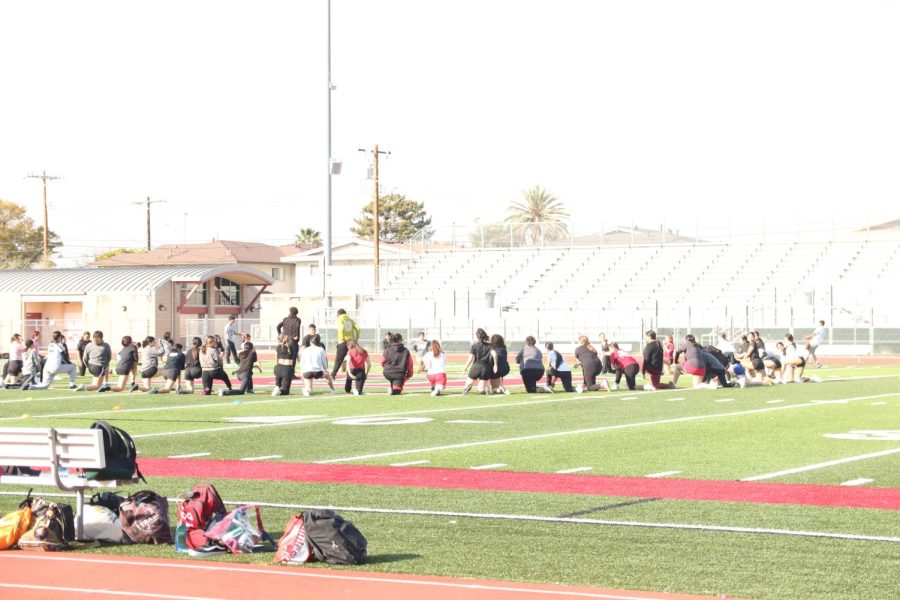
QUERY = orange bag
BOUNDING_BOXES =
[0,506,33,550]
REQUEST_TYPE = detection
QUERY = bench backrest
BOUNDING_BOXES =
[0,427,106,470]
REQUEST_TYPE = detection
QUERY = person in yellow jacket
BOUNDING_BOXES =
[331,309,360,379]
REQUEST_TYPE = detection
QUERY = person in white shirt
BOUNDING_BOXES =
[422,339,447,396]
[299,334,337,397]
[803,320,826,368]
[28,332,78,390]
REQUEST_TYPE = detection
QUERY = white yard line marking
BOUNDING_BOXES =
[3,494,899,545]
[224,415,326,423]
[239,454,283,462]
[620,397,638,401]
[742,448,900,481]
[390,460,431,467]
[871,402,887,406]
[446,420,506,424]
[841,478,874,487]
[556,467,593,474]
[0,584,217,600]
[167,452,211,459]
[131,394,614,440]
[666,397,685,402]
[713,398,734,403]
[317,392,900,464]
[645,471,682,478]
[470,463,507,470]
[766,399,784,404]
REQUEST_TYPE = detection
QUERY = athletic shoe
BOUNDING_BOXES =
[500,386,510,395]
[97,385,110,393]
[21,382,30,391]
[668,382,676,389]
[175,389,185,394]
[542,384,554,393]
[809,375,823,383]
[462,384,472,395]
[599,380,610,391]
[643,383,655,391]
[129,383,139,393]
[217,389,226,397]
[148,389,159,395]
[271,388,281,396]
[352,388,360,396]
[738,377,747,389]
[199,390,210,396]
[576,383,584,393]
[430,387,439,397]
[483,387,491,396]
[303,389,311,397]
[68,384,78,390]
[330,389,339,395]
[246,389,255,394]
[76,385,86,391]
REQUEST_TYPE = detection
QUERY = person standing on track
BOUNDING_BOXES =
[803,320,826,368]
[224,315,239,365]
[331,309,360,380]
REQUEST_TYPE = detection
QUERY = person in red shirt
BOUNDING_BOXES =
[343,340,371,395]
[609,342,640,390]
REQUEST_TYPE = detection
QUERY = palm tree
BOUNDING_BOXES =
[294,228,322,247]
[504,186,569,245]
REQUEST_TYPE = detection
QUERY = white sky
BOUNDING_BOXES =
[1,1,899,264]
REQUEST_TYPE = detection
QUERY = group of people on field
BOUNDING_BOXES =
[1,311,827,395]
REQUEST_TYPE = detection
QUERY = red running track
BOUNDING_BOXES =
[0,554,727,600]
[139,458,900,510]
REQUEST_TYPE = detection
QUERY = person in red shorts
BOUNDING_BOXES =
[423,339,448,396]
[672,334,707,388]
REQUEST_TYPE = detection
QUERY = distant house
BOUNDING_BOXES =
[93,240,303,294]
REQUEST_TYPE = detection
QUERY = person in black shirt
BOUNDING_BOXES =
[76,331,91,377]
[222,342,262,396]
[573,336,608,392]
[276,307,302,365]
[461,328,492,395]
[641,330,671,390]
[488,334,511,395]
[273,335,296,396]
[149,343,187,394]
[382,333,414,395]
[183,337,203,393]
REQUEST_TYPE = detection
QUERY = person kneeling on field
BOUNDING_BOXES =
[423,340,447,396]
[299,334,337,397]
[382,333,414,395]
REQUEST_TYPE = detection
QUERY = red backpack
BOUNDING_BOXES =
[178,483,226,549]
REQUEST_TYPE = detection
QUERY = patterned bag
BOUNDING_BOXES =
[17,501,68,551]
[119,490,172,544]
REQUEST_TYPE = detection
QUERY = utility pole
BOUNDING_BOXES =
[25,170,61,269]
[134,197,166,250]
[358,145,390,290]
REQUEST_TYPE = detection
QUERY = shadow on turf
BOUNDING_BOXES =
[365,553,423,564]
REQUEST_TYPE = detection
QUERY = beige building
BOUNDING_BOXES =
[93,240,301,294]
[0,265,272,349]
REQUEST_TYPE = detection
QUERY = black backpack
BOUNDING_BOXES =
[303,509,367,565]
[84,421,146,483]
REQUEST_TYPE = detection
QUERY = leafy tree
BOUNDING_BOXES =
[0,199,62,268]
[351,194,432,243]
[505,186,569,245]
[94,248,147,262]
[294,228,322,247]
[469,223,514,248]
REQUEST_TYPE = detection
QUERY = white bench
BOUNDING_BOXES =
[0,427,138,540]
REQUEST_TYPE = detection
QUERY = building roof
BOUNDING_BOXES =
[550,226,703,246]
[0,265,273,295]
[281,239,411,263]
[93,240,303,267]
[868,218,900,231]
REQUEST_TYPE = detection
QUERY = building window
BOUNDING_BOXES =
[179,283,208,307]
[271,267,284,281]
[214,277,241,307]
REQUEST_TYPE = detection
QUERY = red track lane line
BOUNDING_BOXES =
[0,554,725,600]
[138,459,900,510]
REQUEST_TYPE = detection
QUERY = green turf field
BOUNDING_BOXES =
[1,363,899,599]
